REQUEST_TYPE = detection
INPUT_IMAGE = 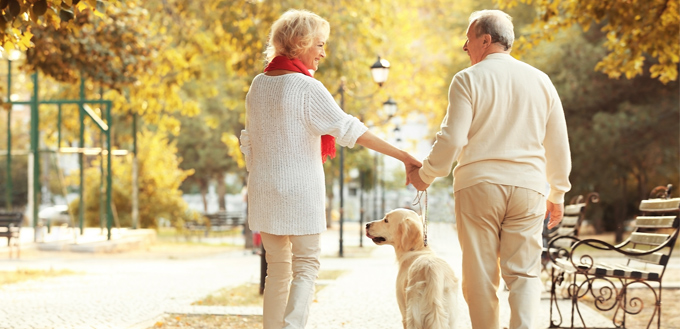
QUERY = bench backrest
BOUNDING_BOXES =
[623,196,680,279]
[204,211,245,227]
[548,192,599,249]
[0,212,23,225]
[0,212,23,236]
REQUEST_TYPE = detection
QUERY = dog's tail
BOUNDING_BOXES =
[405,257,458,329]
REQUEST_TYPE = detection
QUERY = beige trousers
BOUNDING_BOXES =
[261,232,321,329]
[455,183,545,329]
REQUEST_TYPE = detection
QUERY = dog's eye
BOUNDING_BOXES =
[384,218,388,223]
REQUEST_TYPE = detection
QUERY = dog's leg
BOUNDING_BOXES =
[405,282,425,329]
[396,280,407,328]
[406,259,457,329]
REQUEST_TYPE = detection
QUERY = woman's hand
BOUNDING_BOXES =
[402,153,422,186]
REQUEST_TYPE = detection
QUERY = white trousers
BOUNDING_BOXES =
[455,183,545,329]
[261,232,321,329]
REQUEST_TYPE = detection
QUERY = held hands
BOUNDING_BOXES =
[403,154,422,186]
[408,168,430,191]
[546,201,564,229]
[403,154,429,191]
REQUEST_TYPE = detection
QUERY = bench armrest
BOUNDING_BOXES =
[546,235,581,264]
[567,237,672,272]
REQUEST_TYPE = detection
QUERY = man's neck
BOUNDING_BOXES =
[479,48,511,62]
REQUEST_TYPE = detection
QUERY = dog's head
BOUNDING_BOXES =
[365,208,425,254]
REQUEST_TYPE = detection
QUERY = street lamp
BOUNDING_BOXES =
[338,56,391,257]
[370,56,390,87]
[383,97,397,118]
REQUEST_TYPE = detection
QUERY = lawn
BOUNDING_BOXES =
[153,269,348,329]
[0,268,76,286]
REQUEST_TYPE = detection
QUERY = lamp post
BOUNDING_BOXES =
[378,98,398,220]
[338,56,390,258]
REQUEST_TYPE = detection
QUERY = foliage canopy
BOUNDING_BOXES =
[496,0,680,83]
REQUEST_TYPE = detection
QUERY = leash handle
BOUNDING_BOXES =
[412,190,428,246]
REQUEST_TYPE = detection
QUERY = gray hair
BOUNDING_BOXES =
[469,10,514,51]
[264,9,330,62]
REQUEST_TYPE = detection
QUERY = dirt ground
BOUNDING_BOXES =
[151,314,263,329]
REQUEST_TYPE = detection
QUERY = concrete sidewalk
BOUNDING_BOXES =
[0,220,674,328]
[307,221,612,329]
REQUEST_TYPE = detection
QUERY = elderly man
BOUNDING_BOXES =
[408,9,572,329]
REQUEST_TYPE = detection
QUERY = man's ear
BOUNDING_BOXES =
[483,34,492,46]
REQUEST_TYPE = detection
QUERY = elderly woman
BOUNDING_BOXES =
[239,9,420,329]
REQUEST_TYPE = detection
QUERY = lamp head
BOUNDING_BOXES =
[370,56,390,86]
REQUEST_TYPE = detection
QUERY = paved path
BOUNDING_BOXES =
[1,221,676,328]
[0,249,260,329]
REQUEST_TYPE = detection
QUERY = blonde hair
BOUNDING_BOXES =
[469,10,514,51]
[264,9,330,62]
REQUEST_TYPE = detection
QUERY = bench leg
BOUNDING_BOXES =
[549,267,560,328]
[7,237,13,259]
[657,282,662,329]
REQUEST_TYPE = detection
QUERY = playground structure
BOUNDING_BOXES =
[1,52,139,241]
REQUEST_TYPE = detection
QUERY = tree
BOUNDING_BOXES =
[69,130,194,228]
[495,0,680,83]
[520,23,679,237]
[0,0,104,52]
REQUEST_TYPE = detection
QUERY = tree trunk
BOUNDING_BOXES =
[615,176,628,244]
[217,173,226,211]
[242,185,253,249]
[200,182,208,213]
[325,165,336,228]
[326,192,334,228]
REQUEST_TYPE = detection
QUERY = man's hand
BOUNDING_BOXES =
[546,201,564,229]
[402,154,422,186]
[408,168,430,191]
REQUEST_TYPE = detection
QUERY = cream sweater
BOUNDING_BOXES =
[240,73,367,235]
[419,53,571,203]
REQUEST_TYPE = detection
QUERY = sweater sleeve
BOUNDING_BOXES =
[544,83,572,204]
[419,73,473,184]
[239,129,252,172]
[304,80,368,148]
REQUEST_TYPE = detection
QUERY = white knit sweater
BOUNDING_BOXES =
[240,73,367,235]
[419,53,571,203]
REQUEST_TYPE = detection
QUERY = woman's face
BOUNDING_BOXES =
[299,37,326,72]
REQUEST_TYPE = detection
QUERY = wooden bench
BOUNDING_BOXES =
[547,185,679,328]
[184,211,245,236]
[542,192,600,274]
[0,212,24,259]
[205,211,245,231]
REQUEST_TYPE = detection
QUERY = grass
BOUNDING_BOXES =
[0,268,76,286]
[151,314,263,329]
[193,269,349,307]
[158,269,349,329]
[193,282,262,307]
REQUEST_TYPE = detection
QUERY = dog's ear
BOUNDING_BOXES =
[398,217,423,252]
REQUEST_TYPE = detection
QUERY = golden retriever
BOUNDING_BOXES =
[366,208,459,329]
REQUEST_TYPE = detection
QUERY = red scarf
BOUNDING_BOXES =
[264,56,337,163]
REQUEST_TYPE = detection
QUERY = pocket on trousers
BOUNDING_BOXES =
[526,188,546,217]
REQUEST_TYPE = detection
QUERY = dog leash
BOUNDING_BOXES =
[412,190,428,246]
